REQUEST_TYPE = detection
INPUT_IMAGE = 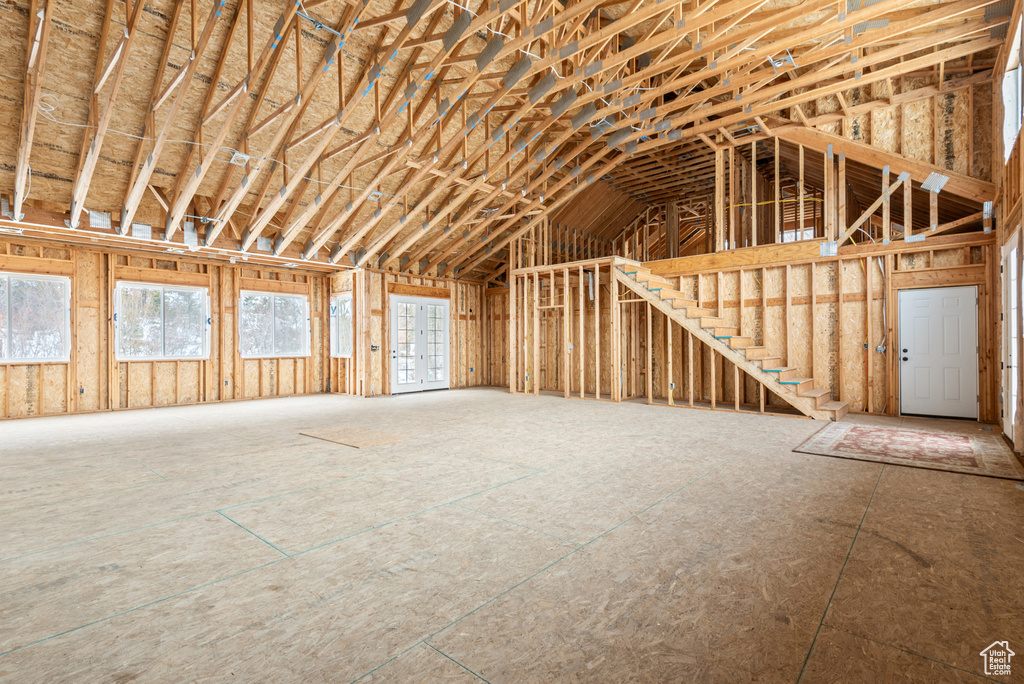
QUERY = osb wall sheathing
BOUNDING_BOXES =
[641,235,998,419]
[484,287,509,389]
[804,48,997,183]
[0,237,333,420]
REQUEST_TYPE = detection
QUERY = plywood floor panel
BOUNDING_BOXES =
[0,390,1021,681]
[801,626,991,683]
[824,494,1024,680]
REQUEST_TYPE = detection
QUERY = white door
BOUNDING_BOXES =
[898,286,979,419]
[390,295,450,394]
[1003,243,1019,437]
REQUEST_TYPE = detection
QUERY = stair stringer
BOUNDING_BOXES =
[612,260,835,420]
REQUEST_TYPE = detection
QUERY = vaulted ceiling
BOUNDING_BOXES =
[0,0,1009,278]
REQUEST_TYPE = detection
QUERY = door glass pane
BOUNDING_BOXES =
[240,293,274,357]
[334,295,353,357]
[427,304,444,382]
[274,295,305,356]
[397,302,415,384]
[0,276,7,359]
[163,288,204,358]
[119,285,163,358]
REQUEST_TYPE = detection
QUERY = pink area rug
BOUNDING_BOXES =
[794,423,1024,480]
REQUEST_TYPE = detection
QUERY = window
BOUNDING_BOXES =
[1003,17,1023,161]
[782,227,816,243]
[115,282,210,361]
[427,303,444,381]
[395,301,415,384]
[0,272,71,363]
[330,293,353,358]
[1003,66,1022,161]
[239,291,310,358]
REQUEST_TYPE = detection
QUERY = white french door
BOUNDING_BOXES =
[1003,237,1019,437]
[898,286,979,419]
[390,295,450,394]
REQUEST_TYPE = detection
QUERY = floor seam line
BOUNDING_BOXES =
[821,624,1004,682]
[289,467,550,556]
[216,510,291,558]
[423,642,492,683]
[0,558,287,659]
[872,490,1024,517]
[134,460,167,480]
[795,464,886,684]
[0,512,209,564]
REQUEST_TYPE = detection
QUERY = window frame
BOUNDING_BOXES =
[329,292,354,359]
[1003,16,1024,162]
[781,227,816,243]
[238,290,311,359]
[0,271,72,365]
[113,281,211,362]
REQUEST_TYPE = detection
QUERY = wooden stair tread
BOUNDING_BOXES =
[802,388,830,398]
[821,401,848,411]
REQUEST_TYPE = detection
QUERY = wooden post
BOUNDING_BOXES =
[563,267,570,399]
[866,257,873,413]
[595,264,600,399]
[667,316,674,406]
[578,265,584,399]
[785,264,792,367]
[646,302,653,404]
[630,291,638,399]
[823,149,832,242]
[837,259,844,402]
[729,146,736,250]
[687,329,694,407]
[710,349,717,409]
[810,263,817,388]
[904,178,913,240]
[882,166,891,243]
[611,267,620,402]
[734,365,740,411]
[666,202,680,259]
[509,272,517,393]
[774,136,781,244]
[798,144,805,238]
[838,152,846,243]
[536,268,544,395]
[715,148,725,252]
[929,190,938,232]
[751,141,758,247]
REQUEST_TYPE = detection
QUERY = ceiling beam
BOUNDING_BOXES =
[12,0,54,221]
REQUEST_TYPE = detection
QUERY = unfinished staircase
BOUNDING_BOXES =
[615,258,849,421]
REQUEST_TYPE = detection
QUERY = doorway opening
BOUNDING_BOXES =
[898,286,979,420]
[390,295,450,394]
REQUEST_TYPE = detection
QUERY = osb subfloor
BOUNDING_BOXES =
[1,389,1022,683]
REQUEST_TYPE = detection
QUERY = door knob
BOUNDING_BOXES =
[902,356,908,361]
[902,348,908,353]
